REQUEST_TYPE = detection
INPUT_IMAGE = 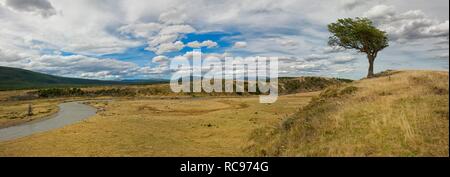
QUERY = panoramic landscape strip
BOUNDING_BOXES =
[0,0,448,163]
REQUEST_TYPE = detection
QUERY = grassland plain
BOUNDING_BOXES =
[246,70,449,157]
[0,92,317,156]
[0,70,447,157]
[0,76,344,128]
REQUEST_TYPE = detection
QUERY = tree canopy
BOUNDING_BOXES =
[328,18,389,77]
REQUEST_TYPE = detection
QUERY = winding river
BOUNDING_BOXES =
[0,102,97,142]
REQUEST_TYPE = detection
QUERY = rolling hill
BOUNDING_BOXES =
[247,70,449,156]
[0,66,166,90]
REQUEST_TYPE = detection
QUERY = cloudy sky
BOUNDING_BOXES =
[0,0,448,80]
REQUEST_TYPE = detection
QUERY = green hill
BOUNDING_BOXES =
[0,66,121,90]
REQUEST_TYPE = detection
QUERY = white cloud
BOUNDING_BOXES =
[158,8,188,25]
[364,4,396,21]
[272,37,299,47]
[362,4,449,64]
[303,54,329,61]
[118,23,162,38]
[323,46,346,54]
[137,65,170,74]
[2,0,56,17]
[0,52,170,80]
[30,55,138,79]
[0,0,448,79]
[181,51,232,61]
[365,5,449,42]
[0,1,142,56]
[233,41,247,48]
[0,48,28,62]
[147,34,179,47]
[119,15,196,55]
[158,24,195,35]
[436,52,449,59]
[290,62,327,72]
[341,0,372,11]
[332,56,357,64]
[80,71,121,80]
[152,55,169,63]
[186,40,218,48]
[148,41,185,55]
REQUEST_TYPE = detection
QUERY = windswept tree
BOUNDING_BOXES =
[328,18,389,78]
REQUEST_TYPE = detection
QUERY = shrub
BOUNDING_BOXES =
[37,88,85,98]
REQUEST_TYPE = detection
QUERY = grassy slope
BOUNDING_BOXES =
[279,77,352,94]
[246,70,449,157]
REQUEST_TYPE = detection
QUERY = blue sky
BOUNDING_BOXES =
[0,0,448,80]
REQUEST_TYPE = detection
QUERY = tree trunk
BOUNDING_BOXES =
[367,55,375,78]
[28,104,33,116]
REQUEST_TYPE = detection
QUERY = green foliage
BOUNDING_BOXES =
[37,88,85,98]
[35,88,139,98]
[92,88,136,97]
[328,17,389,77]
[328,17,389,56]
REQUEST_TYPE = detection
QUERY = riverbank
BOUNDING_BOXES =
[0,102,96,141]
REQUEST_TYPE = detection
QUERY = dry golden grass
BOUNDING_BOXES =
[0,90,29,101]
[0,92,317,157]
[0,99,60,128]
[1,70,447,157]
[247,70,449,157]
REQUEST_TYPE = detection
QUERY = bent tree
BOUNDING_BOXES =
[328,18,389,78]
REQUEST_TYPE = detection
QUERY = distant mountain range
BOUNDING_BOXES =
[0,66,168,90]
